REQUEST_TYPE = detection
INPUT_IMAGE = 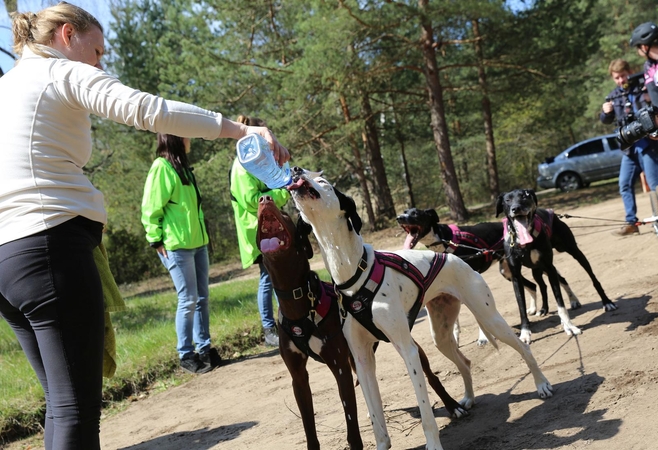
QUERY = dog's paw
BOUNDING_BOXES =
[520,328,532,345]
[539,307,549,316]
[563,323,582,336]
[459,395,475,410]
[452,406,470,419]
[536,381,554,399]
[570,300,582,310]
[476,328,489,347]
[527,305,538,315]
[603,302,618,312]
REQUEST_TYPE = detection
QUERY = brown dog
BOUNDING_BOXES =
[256,195,466,450]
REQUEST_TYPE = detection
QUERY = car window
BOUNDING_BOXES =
[567,140,604,158]
[607,137,621,151]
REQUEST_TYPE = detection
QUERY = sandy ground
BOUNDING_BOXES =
[6,190,658,450]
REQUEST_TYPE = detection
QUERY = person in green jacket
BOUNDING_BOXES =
[142,134,222,374]
[230,115,290,347]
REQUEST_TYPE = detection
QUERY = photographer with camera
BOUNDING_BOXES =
[601,59,658,236]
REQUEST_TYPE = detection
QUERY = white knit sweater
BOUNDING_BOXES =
[0,45,223,246]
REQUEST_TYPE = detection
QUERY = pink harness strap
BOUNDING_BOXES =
[340,250,447,341]
[375,251,447,327]
[447,224,503,261]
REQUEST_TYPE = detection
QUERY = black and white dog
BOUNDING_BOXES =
[496,189,616,344]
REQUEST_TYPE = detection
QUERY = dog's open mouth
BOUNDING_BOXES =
[400,224,421,249]
[510,214,533,245]
[257,211,292,254]
[287,177,320,199]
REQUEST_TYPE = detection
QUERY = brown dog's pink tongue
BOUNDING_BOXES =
[514,219,533,245]
[403,233,415,250]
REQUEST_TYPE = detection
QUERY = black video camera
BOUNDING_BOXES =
[615,105,658,150]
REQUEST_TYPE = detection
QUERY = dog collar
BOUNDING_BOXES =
[334,247,369,291]
[274,271,333,323]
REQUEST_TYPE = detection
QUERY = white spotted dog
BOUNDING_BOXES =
[287,167,553,450]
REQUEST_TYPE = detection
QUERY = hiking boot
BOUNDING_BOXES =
[612,224,640,236]
[180,353,212,374]
[263,327,279,347]
[199,347,222,369]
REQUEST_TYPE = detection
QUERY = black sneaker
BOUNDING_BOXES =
[263,327,279,347]
[199,347,222,369]
[180,354,212,374]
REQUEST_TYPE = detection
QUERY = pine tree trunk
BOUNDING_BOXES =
[472,19,500,202]
[339,94,376,228]
[418,0,467,221]
[361,92,395,225]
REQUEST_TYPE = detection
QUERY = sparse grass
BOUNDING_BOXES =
[0,274,273,445]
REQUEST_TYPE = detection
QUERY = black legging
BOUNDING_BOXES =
[0,216,104,450]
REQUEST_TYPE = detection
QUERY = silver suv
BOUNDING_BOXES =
[537,134,622,191]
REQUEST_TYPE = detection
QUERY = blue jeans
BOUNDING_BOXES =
[159,246,211,359]
[0,217,104,450]
[640,146,658,190]
[258,261,278,329]
[619,143,658,223]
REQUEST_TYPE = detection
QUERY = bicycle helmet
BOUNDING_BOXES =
[630,22,658,47]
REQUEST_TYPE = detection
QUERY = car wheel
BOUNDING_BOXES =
[556,172,582,192]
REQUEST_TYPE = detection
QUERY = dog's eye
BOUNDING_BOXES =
[317,179,329,185]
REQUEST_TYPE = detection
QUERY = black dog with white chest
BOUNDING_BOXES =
[496,189,616,344]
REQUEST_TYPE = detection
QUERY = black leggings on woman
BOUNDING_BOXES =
[0,216,104,450]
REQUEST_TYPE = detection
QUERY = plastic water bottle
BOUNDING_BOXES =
[236,133,292,189]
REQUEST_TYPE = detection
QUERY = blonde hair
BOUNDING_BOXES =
[608,59,631,75]
[11,1,103,58]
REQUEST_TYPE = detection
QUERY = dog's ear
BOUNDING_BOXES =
[427,209,440,224]
[495,194,505,217]
[526,189,538,206]
[295,215,314,259]
[334,188,363,234]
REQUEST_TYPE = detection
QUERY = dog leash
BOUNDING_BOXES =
[555,213,652,230]
[437,238,505,258]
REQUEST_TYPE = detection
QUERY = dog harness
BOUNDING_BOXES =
[445,224,503,262]
[276,273,338,364]
[335,250,447,342]
[502,209,555,246]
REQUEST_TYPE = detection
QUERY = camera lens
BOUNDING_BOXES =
[616,122,643,150]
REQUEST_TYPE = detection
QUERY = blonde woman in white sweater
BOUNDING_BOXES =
[0,3,288,449]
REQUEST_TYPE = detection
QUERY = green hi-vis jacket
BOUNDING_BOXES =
[141,157,208,251]
[230,158,290,269]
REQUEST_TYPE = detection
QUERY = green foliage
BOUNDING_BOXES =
[104,229,165,285]
[81,0,643,282]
